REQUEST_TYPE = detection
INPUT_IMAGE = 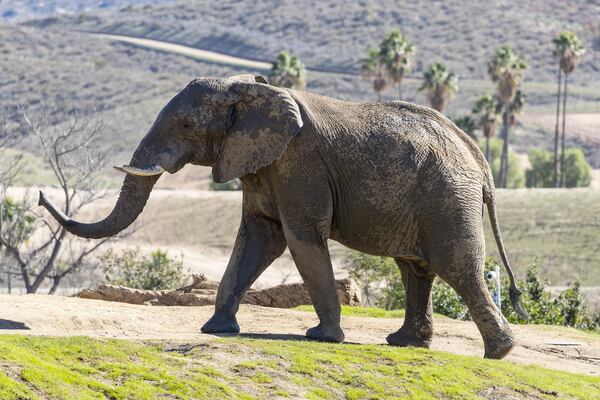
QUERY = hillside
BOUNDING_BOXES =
[2,23,600,170]
[27,0,600,84]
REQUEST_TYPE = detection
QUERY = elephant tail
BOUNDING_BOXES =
[484,188,530,321]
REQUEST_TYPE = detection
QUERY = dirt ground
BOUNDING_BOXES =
[0,295,598,376]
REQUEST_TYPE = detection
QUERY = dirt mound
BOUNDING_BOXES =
[77,275,361,308]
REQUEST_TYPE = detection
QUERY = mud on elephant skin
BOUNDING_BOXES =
[39,74,528,359]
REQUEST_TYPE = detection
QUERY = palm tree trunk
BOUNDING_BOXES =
[553,66,562,188]
[398,83,403,100]
[499,104,510,188]
[485,137,491,164]
[559,74,568,187]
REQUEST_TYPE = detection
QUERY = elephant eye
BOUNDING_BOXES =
[181,121,191,129]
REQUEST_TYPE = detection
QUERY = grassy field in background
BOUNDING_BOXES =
[486,189,600,286]
[1,335,599,399]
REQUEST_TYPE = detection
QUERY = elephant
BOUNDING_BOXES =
[39,74,528,359]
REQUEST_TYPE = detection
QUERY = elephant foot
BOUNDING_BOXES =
[306,323,345,343]
[386,328,432,348]
[201,313,240,334]
[483,331,517,360]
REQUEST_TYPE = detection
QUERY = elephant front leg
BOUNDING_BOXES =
[285,230,344,343]
[201,212,286,334]
[387,259,435,348]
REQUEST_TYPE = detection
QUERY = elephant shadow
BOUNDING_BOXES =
[0,319,30,330]
[205,332,363,345]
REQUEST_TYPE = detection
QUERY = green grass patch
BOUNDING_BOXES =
[294,305,406,319]
[0,335,598,399]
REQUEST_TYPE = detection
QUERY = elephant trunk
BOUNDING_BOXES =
[39,143,162,239]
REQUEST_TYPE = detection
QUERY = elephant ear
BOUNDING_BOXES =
[212,82,303,183]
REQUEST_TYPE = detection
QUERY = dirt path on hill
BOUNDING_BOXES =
[0,295,598,376]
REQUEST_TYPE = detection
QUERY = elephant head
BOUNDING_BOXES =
[39,75,304,239]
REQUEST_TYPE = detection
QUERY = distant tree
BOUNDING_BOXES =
[418,62,458,113]
[525,149,554,188]
[480,138,524,188]
[379,29,415,99]
[472,94,501,163]
[487,46,527,188]
[0,110,117,294]
[508,90,525,126]
[269,51,307,90]
[553,32,585,187]
[361,47,388,101]
[453,115,476,140]
[525,147,590,188]
[562,148,591,188]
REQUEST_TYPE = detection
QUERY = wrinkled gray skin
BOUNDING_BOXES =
[40,75,528,359]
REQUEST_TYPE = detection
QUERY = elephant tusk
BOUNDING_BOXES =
[113,164,165,176]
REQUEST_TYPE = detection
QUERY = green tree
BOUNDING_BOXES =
[472,94,501,162]
[453,115,476,140]
[525,149,554,188]
[508,90,525,126]
[269,51,307,90]
[102,248,185,290]
[487,46,527,188]
[379,29,415,99]
[361,48,388,101]
[418,62,458,113]
[526,147,590,188]
[562,148,591,188]
[553,32,585,187]
[479,138,524,188]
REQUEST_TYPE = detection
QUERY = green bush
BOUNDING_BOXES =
[345,251,404,310]
[478,138,524,188]
[0,197,36,247]
[525,148,554,188]
[563,148,592,188]
[345,251,599,331]
[432,280,470,320]
[525,147,591,188]
[101,248,185,290]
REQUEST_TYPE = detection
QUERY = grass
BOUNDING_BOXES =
[294,305,406,319]
[0,335,598,399]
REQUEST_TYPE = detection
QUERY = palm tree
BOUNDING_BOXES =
[553,32,585,187]
[508,90,525,127]
[472,94,501,163]
[418,62,458,113]
[361,48,388,101]
[379,29,415,99]
[487,46,527,188]
[269,51,307,90]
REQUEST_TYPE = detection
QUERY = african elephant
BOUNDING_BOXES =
[39,74,528,359]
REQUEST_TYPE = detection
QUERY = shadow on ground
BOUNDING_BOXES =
[0,319,30,330]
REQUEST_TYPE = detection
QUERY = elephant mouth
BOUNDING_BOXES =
[113,164,165,176]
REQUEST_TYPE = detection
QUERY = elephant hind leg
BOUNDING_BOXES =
[387,258,435,348]
[427,236,516,359]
